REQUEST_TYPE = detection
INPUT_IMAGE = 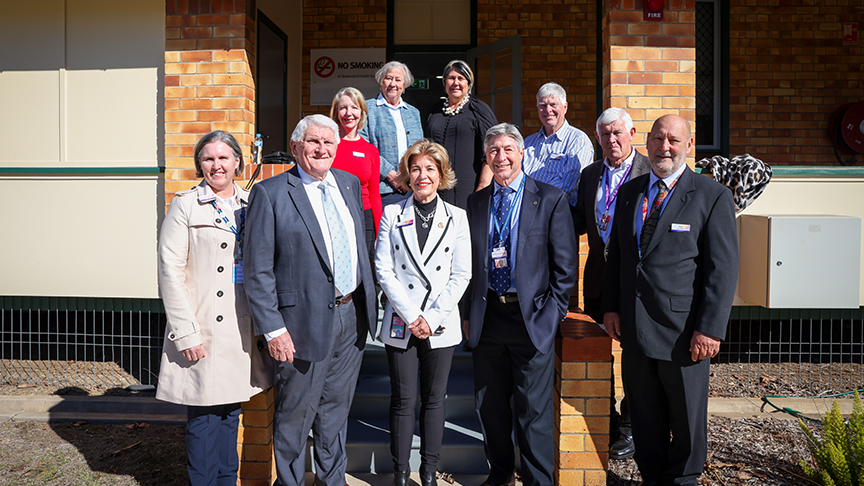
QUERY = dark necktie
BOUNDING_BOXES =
[640,180,668,257]
[491,187,513,296]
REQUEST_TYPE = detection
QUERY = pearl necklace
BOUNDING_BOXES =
[415,205,436,228]
[443,95,470,116]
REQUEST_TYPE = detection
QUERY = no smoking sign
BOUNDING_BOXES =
[314,57,335,78]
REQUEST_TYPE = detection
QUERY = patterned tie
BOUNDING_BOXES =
[319,182,351,295]
[491,187,513,296]
[640,180,668,257]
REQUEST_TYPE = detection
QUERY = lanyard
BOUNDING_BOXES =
[493,180,524,246]
[641,178,678,223]
[210,199,246,242]
[602,162,634,212]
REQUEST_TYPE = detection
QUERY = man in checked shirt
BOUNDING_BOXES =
[521,82,593,206]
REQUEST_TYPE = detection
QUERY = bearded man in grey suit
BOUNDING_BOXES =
[572,107,651,461]
[603,114,738,486]
[243,114,378,486]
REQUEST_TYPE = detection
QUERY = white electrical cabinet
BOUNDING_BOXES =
[738,215,861,309]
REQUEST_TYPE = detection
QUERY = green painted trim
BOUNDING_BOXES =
[0,167,165,175]
[1,296,165,313]
[769,166,864,176]
[730,306,863,320]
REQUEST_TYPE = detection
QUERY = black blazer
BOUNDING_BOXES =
[602,166,738,362]
[573,151,651,301]
[243,167,378,363]
[463,175,578,354]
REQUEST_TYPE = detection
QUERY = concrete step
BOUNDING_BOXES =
[0,395,186,424]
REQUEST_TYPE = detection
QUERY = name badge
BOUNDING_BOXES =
[353,151,365,158]
[233,259,244,284]
[492,246,508,268]
[671,223,690,233]
[397,219,414,228]
[390,315,406,339]
[598,212,611,232]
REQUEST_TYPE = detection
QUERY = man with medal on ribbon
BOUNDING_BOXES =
[462,123,578,486]
[572,107,651,461]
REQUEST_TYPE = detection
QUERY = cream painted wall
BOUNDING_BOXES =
[735,173,864,306]
[0,177,160,298]
[394,0,471,45]
[258,0,303,134]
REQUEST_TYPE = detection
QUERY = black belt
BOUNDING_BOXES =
[492,292,519,304]
[335,293,353,307]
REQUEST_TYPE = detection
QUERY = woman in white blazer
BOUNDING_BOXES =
[375,139,471,486]
[157,130,272,486]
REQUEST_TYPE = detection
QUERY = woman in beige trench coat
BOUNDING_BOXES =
[156,130,272,486]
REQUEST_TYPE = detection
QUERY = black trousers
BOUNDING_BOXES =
[272,299,363,486]
[472,291,555,486]
[386,337,455,474]
[622,350,710,486]
[186,402,241,486]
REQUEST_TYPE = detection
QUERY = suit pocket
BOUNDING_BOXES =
[670,296,693,312]
[277,290,299,308]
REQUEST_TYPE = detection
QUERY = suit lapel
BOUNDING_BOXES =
[286,168,331,271]
[621,174,649,257]
[516,176,540,264]
[643,167,695,258]
[474,185,493,265]
[421,197,451,264]
[397,199,423,268]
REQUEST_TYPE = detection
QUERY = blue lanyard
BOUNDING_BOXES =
[492,180,524,246]
[210,199,245,242]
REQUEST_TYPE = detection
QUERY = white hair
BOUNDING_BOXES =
[375,61,414,88]
[595,107,633,134]
[291,114,340,145]
[536,82,567,104]
[483,123,524,152]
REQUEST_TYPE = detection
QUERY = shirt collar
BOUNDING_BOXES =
[648,161,687,189]
[493,171,525,194]
[297,164,337,189]
[539,120,571,141]
[376,92,406,110]
[603,147,637,172]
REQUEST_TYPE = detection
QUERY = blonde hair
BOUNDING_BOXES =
[397,139,457,191]
[329,87,368,131]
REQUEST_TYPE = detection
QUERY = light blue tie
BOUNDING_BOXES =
[319,182,351,295]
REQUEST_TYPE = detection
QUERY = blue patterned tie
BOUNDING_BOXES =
[491,187,513,296]
[319,182,351,295]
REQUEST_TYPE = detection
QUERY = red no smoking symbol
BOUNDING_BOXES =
[314,57,335,78]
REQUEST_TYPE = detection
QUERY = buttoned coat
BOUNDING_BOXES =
[463,175,579,355]
[602,166,739,362]
[360,98,424,197]
[572,151,651,301]
[242,167,378,363]
[156,181,273,407]
[375,197,471,349]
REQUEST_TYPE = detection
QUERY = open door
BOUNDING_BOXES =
[256,12,288,153]
[468,35,521,127]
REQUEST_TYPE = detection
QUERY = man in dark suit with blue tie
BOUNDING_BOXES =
[603,114,738,486]
[463,123,578,486]
[243,115,378,486]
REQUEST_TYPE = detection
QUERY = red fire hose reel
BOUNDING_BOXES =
[830,101,864,165]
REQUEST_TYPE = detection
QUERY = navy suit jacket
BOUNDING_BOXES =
[243,166,378,363]
[464,175,578,354]
[572,151,651,301]
[602,166,738,362]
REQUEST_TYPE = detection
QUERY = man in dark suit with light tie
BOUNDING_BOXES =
[463,123,578,486]
[573,107,651,460]
[603,114,738,486]
[243,114,378,486]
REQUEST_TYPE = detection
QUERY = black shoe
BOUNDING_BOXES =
[609,433,635,460]
[419,470,437,486]
[393,470,409,486]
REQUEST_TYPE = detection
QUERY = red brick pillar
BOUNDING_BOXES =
[556,313,614,486]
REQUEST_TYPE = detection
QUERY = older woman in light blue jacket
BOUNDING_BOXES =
[375,139,470,486]
[360,60,424,207]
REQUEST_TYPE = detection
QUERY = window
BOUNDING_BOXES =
[696,0,721,152]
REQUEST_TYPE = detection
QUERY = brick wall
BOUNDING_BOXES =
[477,0,598,137]
[729,0,864,164]
[238,389,277,486]
[301,0,387,116]
[164,0,258,208]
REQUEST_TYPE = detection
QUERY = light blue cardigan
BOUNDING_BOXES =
[360,96,424,197]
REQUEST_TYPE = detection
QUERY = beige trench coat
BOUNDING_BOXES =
[156,181,272,406]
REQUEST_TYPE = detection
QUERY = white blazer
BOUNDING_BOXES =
[375,196,471,349]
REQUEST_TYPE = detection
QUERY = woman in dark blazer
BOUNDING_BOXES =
[375,139,471,486]
[426,59,498,209]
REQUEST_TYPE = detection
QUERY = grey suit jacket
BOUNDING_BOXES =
[572,151,651,301]
[243,166,378,363]
[602,166,738,362]
[463,175,578,355]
